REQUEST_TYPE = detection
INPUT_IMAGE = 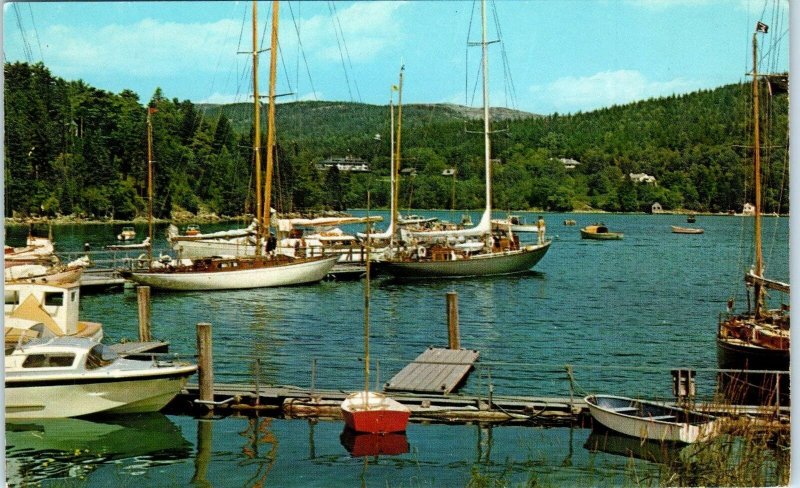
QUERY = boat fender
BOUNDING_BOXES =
[417,246,427,258]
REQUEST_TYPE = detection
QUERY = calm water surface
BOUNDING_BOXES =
[4,212,789,487]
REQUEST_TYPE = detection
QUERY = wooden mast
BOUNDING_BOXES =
[388,86,396,246]
[363,193,371,397]
[252,0,263,254]
[146,107,154,269]
[392,67,404,246]
[752,27,764,317]
[263,0,279,238]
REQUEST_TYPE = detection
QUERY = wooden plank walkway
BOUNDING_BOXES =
[384,347,479,394]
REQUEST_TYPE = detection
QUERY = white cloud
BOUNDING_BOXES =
[529,70,701,113]
[290,2,406,64]
[39,18,243,79]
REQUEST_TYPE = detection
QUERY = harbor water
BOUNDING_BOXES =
[4,211,790,486]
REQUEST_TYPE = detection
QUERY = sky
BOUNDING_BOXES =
[1,0,791,115]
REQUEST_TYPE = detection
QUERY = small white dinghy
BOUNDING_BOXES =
[585,394,720,444]
[5,336,197,418]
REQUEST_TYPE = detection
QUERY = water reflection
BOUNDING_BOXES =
[583,429,686,465]
[339,429,410,457]
[6,414,191,487]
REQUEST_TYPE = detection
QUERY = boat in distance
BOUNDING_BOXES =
[585,394,720,444]
[341,391,411,434]
[671,226,704,234]
[580,224,623,240]
[5,336,197,418]
[122,254,338,291]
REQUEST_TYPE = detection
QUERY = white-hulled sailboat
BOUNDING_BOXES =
[379,1,550,278]
[124,1,336,291]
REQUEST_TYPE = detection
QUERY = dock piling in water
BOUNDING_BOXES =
[196,322,214,406]
[446,291,460,349]
[137,286,151,342]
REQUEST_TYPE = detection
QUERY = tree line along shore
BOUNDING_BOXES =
[4,62,789,222]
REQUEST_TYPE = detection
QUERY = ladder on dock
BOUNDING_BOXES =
[385,347,479,395]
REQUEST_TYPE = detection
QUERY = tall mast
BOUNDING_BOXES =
[263,0,279,235]
[480,0,492,220]
[252,0,263,254]
[752,26,764,316]
[146,108,154,269]
[388,86,396,245]
[392,67,404,245]
[363,194,372,396]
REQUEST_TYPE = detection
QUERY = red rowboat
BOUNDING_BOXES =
[340,391,410,434]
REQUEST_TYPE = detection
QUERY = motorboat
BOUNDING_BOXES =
[580,224,623,240]
[5,336,197,418]
[491,215,540,233]
[117,226,137,241]
[585,394,720,444]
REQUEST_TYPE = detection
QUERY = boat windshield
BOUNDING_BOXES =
[85,344,118,370]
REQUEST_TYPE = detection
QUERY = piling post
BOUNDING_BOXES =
[196,323,214,404]
[446,291,460,349]
[137,286,152,342]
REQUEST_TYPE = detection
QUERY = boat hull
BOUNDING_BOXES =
[580,229,623,240]
[340,392,410,434]
[378,242,550,278]
[716,337,789,404]
[585,394,718,444]
[127,256,338,291]
[5,366,196,419]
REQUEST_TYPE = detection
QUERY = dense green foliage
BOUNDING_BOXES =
[4,62,789,219]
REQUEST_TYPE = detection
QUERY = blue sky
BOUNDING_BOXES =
[2,0,790,115]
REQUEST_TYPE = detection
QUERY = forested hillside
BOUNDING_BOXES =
[3,61,789,220]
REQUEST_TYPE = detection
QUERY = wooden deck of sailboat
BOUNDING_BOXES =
[385,347,479,394]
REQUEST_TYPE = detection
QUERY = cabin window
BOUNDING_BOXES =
[85,344,117,370]
[22,353,75,368]
[5,290,19,305]
[44,292,64,307]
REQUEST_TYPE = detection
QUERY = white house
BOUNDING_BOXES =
[316,156,370,172]
[629,172,656,184]
[742,203,755,215]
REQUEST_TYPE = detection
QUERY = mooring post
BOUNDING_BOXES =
[196,322,214,405]
[566,365,575,412]
[447,291,460,349]
[137,286,152,342]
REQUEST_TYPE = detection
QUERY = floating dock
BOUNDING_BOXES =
[385,347,480,394]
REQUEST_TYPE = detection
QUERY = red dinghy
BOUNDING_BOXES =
[341,391,410,434]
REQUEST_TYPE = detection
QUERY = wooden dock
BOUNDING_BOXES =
[384,347,480,394]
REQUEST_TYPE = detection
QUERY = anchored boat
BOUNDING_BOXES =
[580,224,623,240]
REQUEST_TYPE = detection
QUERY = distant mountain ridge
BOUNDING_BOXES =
[195,100,539,134]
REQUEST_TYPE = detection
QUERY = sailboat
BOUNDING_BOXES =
[716,20,789,402]
[341,211,410,434]
[378,0,550,278]
[124,1,337,291]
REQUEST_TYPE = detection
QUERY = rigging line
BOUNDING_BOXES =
[293,1,300,101]
[327,1,354,102]
[465,0,477,106]
[25,3,44,63]
[490,0,517,110]
[330,1,362,102]
[287,1,318,101]
[13,4,33,63]
[204,2,246,112]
